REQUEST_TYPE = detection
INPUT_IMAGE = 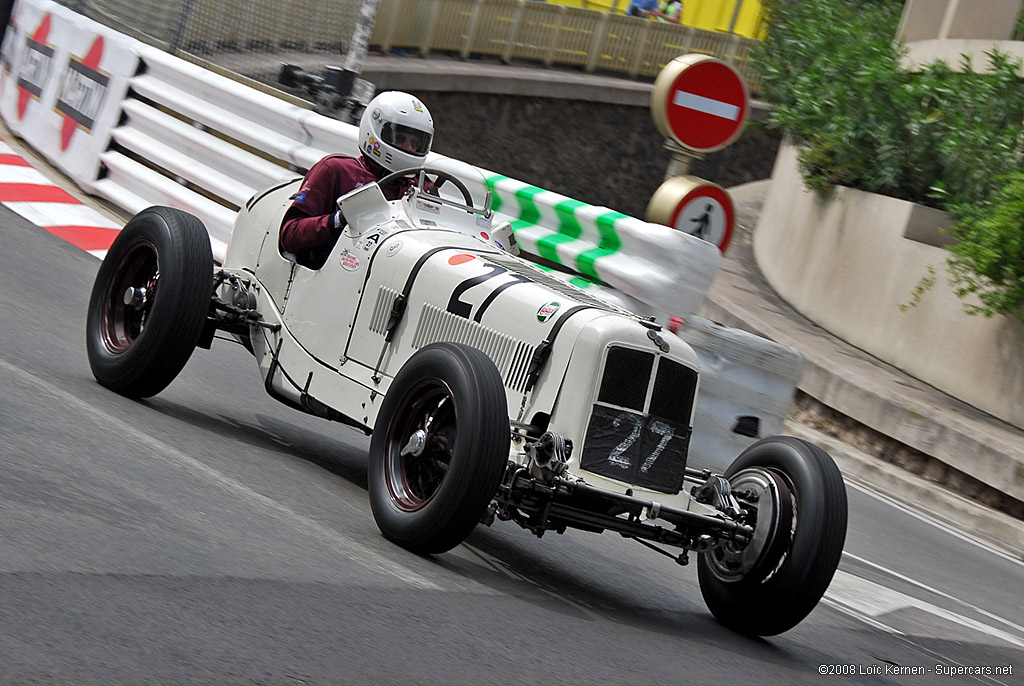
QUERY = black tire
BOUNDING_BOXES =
[697,436,848,636]
[86,206,213,398]
[369,342,510,555]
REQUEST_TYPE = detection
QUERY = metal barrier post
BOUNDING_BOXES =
[502,0,527,64]
[419,0,441,57]
[461,0,486,59]
[728,0,744,35]
[627,19,651,77]
[377,0,399,53]
[584,11,609,73]
[345,0,381,73]
[543,5,567,67]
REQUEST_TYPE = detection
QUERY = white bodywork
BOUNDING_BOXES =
[221,175,718,516]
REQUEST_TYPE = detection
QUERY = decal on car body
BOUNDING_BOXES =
[339,249,361,271]
[537,301,560,322]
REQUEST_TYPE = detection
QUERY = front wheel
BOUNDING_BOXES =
[368,343,510,555]
[697,436,848,636]
[86,206,213,398]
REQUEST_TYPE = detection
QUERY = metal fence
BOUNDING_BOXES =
[57,0,762,90]
[60,0,361,85]
[372,0,761,81]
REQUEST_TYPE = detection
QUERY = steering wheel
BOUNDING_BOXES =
[378,167,477,209]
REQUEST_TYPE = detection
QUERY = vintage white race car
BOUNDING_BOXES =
[86,167,848,636]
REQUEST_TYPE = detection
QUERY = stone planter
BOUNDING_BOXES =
[755,142,1024,432]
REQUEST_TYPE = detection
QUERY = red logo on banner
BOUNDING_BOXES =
[17,13,52,120]
[60,36,106,151]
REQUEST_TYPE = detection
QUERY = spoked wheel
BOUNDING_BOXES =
[384,385,456,511]
[697,436,848,636]
[86,206,213,398]
[369,343,509,555]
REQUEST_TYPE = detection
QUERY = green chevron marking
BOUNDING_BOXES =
[575,211,626,281]
[535,198,586,264]
[509,185,545,232]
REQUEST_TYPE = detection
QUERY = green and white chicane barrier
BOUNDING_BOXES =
[478,174,721,319]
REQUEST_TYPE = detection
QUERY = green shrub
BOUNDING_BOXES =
[947,174,1024,323]
[755,0,1024,322]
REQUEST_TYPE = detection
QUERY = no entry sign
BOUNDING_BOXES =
[651,54,748,153]
[646,176,735,253]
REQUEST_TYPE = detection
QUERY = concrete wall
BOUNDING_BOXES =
[899,0,1024,72]
[898,0,1023,42]
[754,142,1024,432]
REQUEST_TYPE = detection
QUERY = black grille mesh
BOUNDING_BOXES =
[649,359,699,424]
[597,346,654,411]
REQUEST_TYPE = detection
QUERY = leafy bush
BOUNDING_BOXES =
[755,0,1024,323]
[947,174,1024,321]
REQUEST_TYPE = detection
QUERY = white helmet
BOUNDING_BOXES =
[358,91,434,174]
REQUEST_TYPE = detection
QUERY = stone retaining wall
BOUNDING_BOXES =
[755,142,1024,433]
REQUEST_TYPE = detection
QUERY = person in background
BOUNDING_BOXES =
[649,0,682,23]
[279,91,433,269]
[627,0,658,17]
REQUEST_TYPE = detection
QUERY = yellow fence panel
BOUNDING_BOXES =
[460,0,526,59]
[508,4,571,64]
[371,0,762,87]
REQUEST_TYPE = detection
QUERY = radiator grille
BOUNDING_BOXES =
[650,358,699,425]
[597,346,654,411]
[413,303,535,393]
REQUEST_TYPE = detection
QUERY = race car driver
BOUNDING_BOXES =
[279,90,434,269]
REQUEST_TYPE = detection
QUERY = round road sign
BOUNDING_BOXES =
[646,175,735,253]
[651,54,749,153]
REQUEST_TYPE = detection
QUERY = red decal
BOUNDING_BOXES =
[448,254,475,265]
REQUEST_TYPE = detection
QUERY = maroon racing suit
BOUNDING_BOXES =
[279,154,414,269]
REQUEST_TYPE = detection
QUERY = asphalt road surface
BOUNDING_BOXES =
[1,205,1022,685]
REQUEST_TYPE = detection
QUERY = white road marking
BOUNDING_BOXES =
[672,90,741,120]
[826,568,1024,648]
[846,480,1024,567]
[0,357,441,591]
[843,551,1024,638]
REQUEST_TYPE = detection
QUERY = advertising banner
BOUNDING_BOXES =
[0,0,140,191]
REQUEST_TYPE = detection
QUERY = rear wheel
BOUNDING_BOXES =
[697,436,848,636]
[86,206,213,398]
[369,343,509,555]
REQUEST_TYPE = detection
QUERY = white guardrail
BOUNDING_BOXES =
[0,0,803,470]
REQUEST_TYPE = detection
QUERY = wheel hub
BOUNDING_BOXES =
[704,467,794,583]
[123,286,147,307]
[385,384,455,512]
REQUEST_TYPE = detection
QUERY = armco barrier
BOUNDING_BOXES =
[1,0,803,473]
[89,41,723,315]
